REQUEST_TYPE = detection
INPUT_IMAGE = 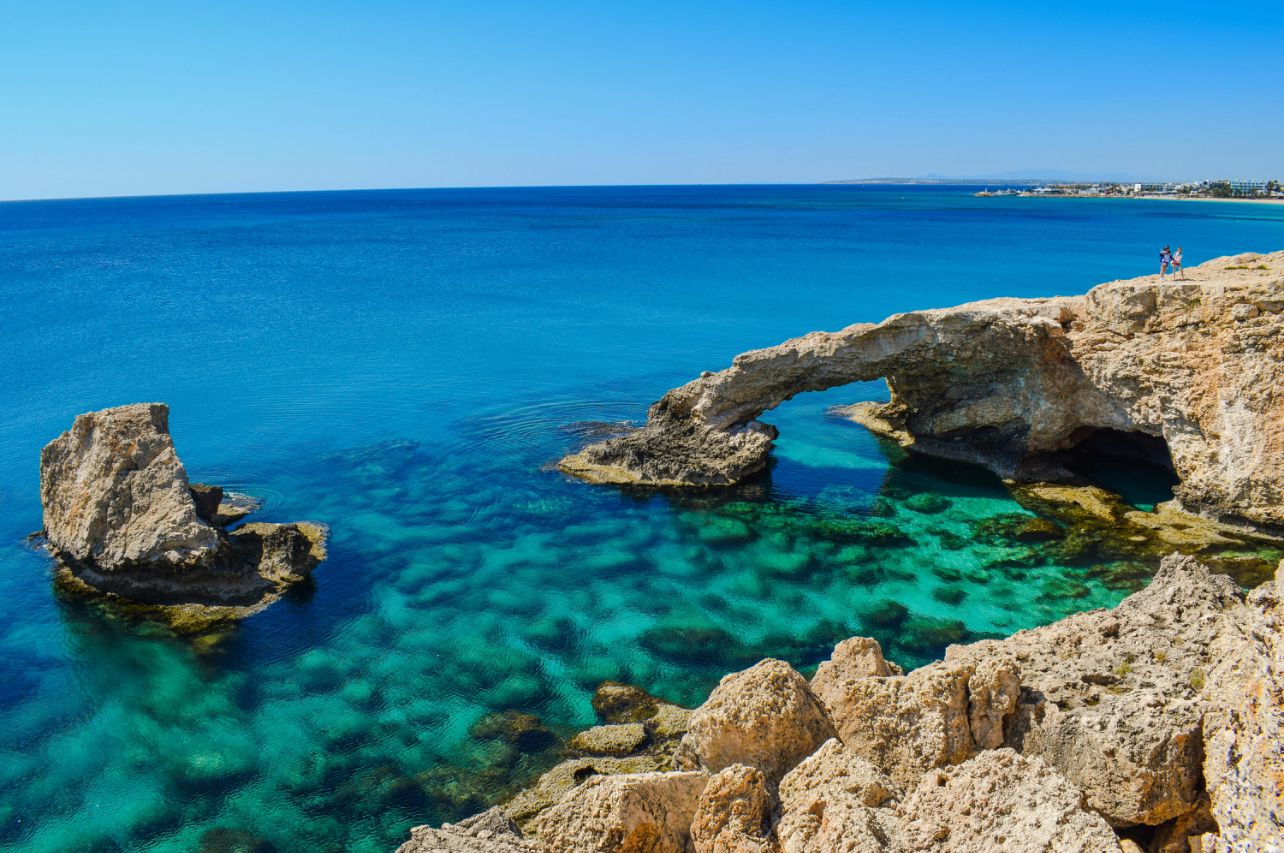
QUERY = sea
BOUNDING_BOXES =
[2,185,1283,852]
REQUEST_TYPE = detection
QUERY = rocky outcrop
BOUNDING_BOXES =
[400,553,1284,852]
[528,771,710,853]
[39,403,326,628]
[1000,554,1235,826]
[896,749,1123,853]
[813,641,1020,789]
[1198,558,1284,850]
[560,252,1284,529]
[775,738,899,852]
[677,659,837,785]
[690,765,778,853]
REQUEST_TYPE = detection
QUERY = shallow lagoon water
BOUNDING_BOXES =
[2,186,1284,852]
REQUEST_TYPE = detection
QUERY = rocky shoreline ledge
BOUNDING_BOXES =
[38,403,327,631]
[399,553,1282,852]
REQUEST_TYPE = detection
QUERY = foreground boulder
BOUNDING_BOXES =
[560,252,1284,529]
[678,659,837,785]
[1001,554,1235,827]
[775,738,899,852]
[813,640,1020,789]
[40,403,326,627]
[690,764,778,853]
[896,749,1122,853]
[528,771,709,853]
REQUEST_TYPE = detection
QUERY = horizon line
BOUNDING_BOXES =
[0,177,1202,205]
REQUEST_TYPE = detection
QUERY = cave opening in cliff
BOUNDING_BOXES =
[1060,427,1180,510]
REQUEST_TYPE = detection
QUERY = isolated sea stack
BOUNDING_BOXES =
[560,252,1284,530]
[39,402,326,628]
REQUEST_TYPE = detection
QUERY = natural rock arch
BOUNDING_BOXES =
[560,252,1284,530]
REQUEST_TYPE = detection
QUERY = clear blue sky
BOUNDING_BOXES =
[2,0,1281,199]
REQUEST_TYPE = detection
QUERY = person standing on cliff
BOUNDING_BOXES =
[1173,246,1185,279]
[1159,246,1172,279]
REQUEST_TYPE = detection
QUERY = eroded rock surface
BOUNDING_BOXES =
[40,403,327,627]
[690,764,778,853]
[775,738,899,853]
[896,749,1122,853]
[560,252,1284,528]
[678,659,837,784]
[528,771,709,853]
[813,640,1020,789]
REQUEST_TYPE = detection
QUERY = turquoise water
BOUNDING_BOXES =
[2,186,1283,852]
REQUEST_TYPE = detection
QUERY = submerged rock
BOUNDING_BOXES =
[39,403,327,629]
[560,252,1284,530]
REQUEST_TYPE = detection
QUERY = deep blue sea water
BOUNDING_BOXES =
[2,186,1283,852]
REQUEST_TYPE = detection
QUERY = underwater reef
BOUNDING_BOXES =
[399,553,1284,852]
[39,403,327,630]
[561,252,1284,531]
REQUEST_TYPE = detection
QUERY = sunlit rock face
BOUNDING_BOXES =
[561,252,1284,529]
[39,402,326,626]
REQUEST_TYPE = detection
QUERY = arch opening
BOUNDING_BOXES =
[1057,428,1179,510]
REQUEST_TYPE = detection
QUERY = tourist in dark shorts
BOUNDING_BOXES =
[1159,246,1172,279]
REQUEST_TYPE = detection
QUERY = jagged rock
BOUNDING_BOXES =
[570,723,649,756]
[778,738,899,809]
[560,253,1284,529]
[679,659,837,784]
[896,749,1122,853]
[39,403,327,627]
[397,806,536,852]
[775,738,900,853]
[690,764,779,853]
[1198,560,1284,850]
[41,403,222,572]
[528,771,710,853]
[809,636,901,712]
[815,641,1020,789]
[1002,554,1235,827]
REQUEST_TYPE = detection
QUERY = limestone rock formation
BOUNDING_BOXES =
[678,659,837,784]
[1000,554,1235,826]
[1198,561,1284,850]
[560,252,1284,528]
[896,749,1123,853]
[813,641,1020,789]
[528,771,710,853]
[570,723,650,756]
[775,738,899,853]
[689,764,778,853]
[39,403,327,626]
